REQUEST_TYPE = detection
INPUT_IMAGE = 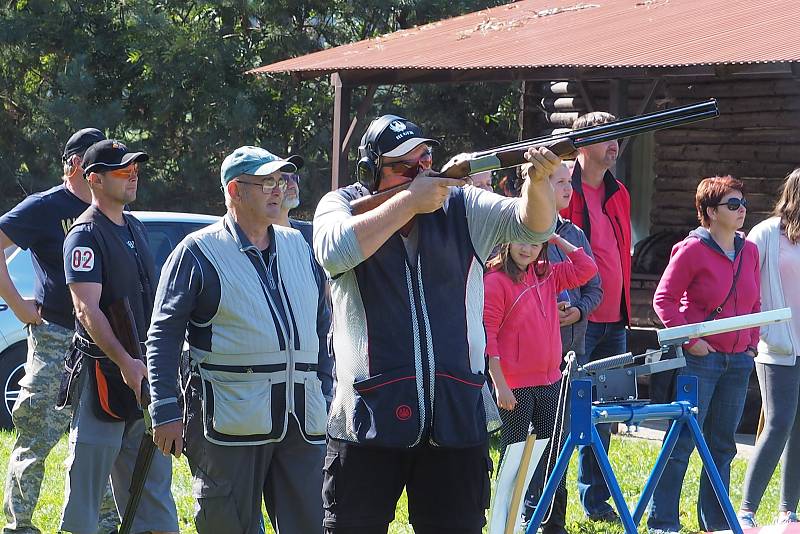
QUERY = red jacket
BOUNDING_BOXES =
[484,248,597,389]
[560,163,632,324]
[653,227,761,353]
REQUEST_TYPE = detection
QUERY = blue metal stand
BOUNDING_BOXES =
[524,375,743,534]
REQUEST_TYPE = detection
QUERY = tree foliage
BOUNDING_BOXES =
[0,0,517,216]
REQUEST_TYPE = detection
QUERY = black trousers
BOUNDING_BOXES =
[323,438,491,534]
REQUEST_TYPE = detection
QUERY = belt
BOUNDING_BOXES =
[38,305,73,330]
[198,362,318,373]
[73,334,146,359]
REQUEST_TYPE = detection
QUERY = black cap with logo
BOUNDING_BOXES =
[82,140,149,176]
[62,128,106,161]
[370,116,439,158]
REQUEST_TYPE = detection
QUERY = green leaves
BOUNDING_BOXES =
[0,0,514,215]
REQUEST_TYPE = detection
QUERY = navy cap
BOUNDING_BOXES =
[371,116,439,158]
[62,128,106,161]
[82,140,149,176]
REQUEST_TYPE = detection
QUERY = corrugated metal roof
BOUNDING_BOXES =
[251,0,800,78]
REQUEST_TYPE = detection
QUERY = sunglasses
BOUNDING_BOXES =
[235,176,287,193]
[382,148,433,178]
[281,172,300,184]
[713,198,748,211]
[105,163,139,180]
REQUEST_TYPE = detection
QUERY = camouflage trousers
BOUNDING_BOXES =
[2,321,118,534]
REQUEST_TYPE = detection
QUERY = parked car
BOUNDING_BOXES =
[0,211,219,429]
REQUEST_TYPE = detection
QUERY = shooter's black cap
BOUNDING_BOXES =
[82,139,149,176]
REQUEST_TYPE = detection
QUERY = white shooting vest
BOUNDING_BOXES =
[188,220,325,445]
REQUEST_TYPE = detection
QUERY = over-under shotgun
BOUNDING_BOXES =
[351,99,719,215]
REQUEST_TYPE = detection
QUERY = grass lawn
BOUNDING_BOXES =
[0,430,782,533]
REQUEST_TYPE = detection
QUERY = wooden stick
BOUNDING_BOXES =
[504,433,537,534]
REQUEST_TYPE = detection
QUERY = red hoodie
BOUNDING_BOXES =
[653,227,761,353]
[484,248,597,389]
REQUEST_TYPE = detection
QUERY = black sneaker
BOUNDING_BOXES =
[587,509,621,524]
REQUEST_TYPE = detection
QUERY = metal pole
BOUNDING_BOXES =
[524,435,577,534]
[687,415,744,534]
[589,425,638,534]
[632,418,685,524]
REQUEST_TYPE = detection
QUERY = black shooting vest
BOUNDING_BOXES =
[70,206,156,356]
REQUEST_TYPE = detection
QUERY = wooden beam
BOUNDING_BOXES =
[285,61,800,85]
[619,78,662,155]
[331,72,352,191]
[609,79,630,182]
[341,84,377,156]
[575,80,596,112]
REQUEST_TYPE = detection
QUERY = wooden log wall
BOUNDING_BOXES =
[651,78,800,234]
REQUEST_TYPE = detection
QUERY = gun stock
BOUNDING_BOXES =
[350,99,719,215]
[107,298,160,534]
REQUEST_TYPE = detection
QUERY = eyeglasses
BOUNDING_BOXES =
[713,198,748,211]
[105,164,139,180]
[281,173,300,184]
[382,148,433,178]
[235,177,287,193]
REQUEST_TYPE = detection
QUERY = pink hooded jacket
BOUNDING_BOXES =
[653,227,760,353]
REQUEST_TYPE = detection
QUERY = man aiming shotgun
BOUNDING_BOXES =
[314,114,561,534]
[314,101,719,534]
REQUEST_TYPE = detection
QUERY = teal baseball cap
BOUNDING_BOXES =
[220,146,303,186]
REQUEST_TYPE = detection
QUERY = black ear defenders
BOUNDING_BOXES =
[356,114,405,192]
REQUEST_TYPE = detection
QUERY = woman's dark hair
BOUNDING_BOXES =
[695,175,745,228]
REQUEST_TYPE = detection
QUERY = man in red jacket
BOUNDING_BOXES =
[560,111,632,523]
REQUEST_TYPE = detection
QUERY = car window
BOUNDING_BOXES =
[144,222,209,276]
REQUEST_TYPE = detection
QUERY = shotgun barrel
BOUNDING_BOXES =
[350,99,719,215]
[472,99,718,157]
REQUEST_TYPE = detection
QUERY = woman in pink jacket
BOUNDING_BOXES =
[647,176,761,534]
[484,234,596,534]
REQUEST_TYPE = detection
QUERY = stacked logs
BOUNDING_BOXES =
[651,78,800,234]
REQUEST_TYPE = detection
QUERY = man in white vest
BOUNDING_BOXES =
[144,146,332,534]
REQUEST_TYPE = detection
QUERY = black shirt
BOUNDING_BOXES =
[0,184,90,327]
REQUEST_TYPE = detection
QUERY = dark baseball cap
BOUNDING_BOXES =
[62,128,106,161]
[82,140,149,176]
[372,116,439,158]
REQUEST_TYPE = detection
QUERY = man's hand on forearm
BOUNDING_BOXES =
[353,172,464,260]
[0,251,41,325]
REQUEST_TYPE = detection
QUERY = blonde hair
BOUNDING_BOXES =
[774,168,800,243]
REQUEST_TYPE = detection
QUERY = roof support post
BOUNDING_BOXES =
[331,72,352,190]
[609,79,630,183]
[619,78,662,156]
[342,84,378,159]
[576,80,596,113]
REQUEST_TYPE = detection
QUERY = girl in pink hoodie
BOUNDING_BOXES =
[484,234,596,534]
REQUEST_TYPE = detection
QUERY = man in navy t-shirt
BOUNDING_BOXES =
[0,128,119,534]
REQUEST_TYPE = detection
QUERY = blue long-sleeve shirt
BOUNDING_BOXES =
[146,218,332,427]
